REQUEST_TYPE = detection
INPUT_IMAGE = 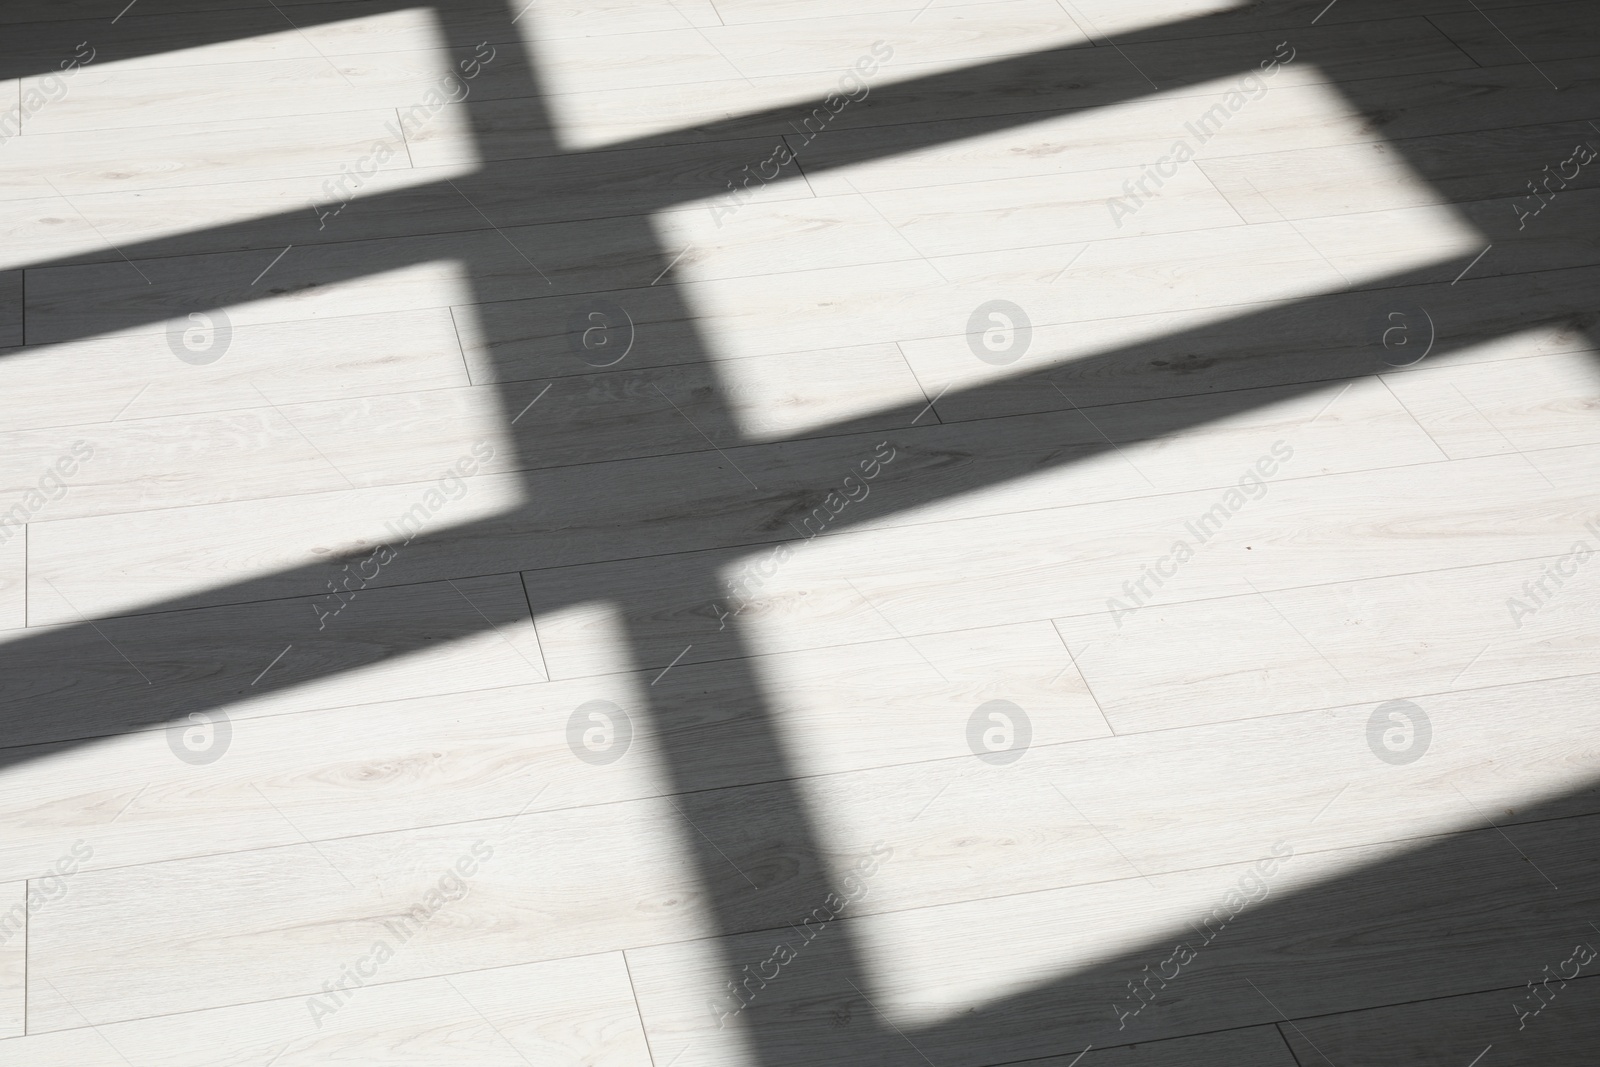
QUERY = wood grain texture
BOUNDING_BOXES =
[531,445,1595,676]
[0,166,489,272]
[902,264,1600,423]
[0,881,21,1039]
[698,0,1093,78]
[25,371,1443,624]
[1279,976,1600,1067]
[0,0,721,71]
[789,55,1600,176]
[0,524,23,631]
[27,721,1600,1036]
[0,270,19,348]
[0,620,1102,883]
[0,341,924,520]
[1053,549,1600,733]
[1061,1028,1298,1067]
[1428,1,1600,68]
[23,802,712,1029]
[16,621,1594,949]
[0,308,471,434]
[0,0,375,25]
[1198,120,1600,223]
[1055,0,1561,41]
[624,815,1600,1067]
[1381,347,1600,459]
[15,46,543,136]
[3,572,545,749]
[3,951,652,1066]
[409,13,1484,164]
[0,111,414,201]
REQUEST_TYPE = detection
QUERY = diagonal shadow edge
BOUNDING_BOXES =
[18,7,1596,320]
[0,35,1222,337]
[0,1,1303,143]
[662,787,1600,1067]
[7,252,1595,765]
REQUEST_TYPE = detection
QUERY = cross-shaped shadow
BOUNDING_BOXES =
[4,1,1599,1062]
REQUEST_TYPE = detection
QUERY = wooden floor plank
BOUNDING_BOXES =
[1384,346,1600,459]
[17,148,825,346]
[1119,15,1476,87]
[531,443,1592,677]
[0,110,413,201]
[312,30,1584,169]
[484,0,724,41]
[822,166,1242,257]
[1199,119,1600,223]
[16,45,558,136]
[623,813,1600,1067]
[1051,1028,1298,1067]
[0,308,471,435]
[24,369,1442,624]
[0,270,19,348]
[23,697,1599,1037]
[788,56,1600,202]
[0,166,492,273]
[0,0,377,27]
[14,618,1595,921]
[22,801,707,1029]
[0,411,351,520]
[902,265,1600,424]
[1279,976,1600,1067]
[15,2,1075,139]
[1428,1,1600,68]
[0,619,1102,881]
[0,527,23,632]
[0,340,924,520]
[3,572,544,750]
[2,951,652,1066]
[0,881,21,1039]
[1292,187,1600,280]
[1054,0,1560,42]
[1055,550,1600,733]
[0,0,724,73]
[18,155,1273,350]
[699,0,1092,79]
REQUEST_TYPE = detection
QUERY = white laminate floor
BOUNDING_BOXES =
[2,1,1599,1064]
